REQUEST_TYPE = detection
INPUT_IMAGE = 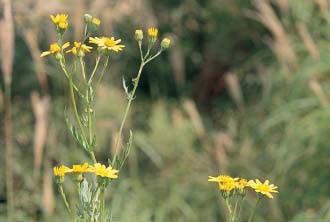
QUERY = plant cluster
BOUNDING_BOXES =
[41,13,170,222]
[208,174,278,222]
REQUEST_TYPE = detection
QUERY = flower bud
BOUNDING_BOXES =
[161,38,171,50]
[84,14,93,23]
[55,52,63,60]
[135,29,143,42]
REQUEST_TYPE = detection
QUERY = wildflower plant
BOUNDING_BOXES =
[208,174,278,222]
[41,13,170,221]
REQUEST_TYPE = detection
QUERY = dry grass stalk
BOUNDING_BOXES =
[315,0,329,17]
[42,158,55,215]
[309,78,329,107]
[0,0,15,220]
[23,29,49,94]
[253,0,297,68]
[297,23,319,60]
[224,72,244,107]
[183,100,205,138]
[31,92,50,175]
[169,42,185,86]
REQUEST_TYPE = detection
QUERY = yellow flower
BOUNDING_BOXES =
[88,163,119,179]
[71,163,90,173]
[219,181,236,191]
[248,179,279,199]
[208,175,239,183]
[89,37,125,52]
[53,165,71,177]
[92,18,101,26]
[40,42,70,57]
[235,178,249,190]
[50,14,69,29]
[66,41,92,56]
[148,27,158,38]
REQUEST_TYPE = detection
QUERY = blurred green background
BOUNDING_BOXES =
[0,0,330,221]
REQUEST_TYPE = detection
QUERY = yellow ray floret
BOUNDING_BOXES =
[92,18,101,26]
[235,178,249,190]
[66,41,92,55]
[148,27,158,38]
[40,42,70,57]
[248,179,279,199]
[89,37,125,52]
[53,165,71,177]
[70,163,90,173]
[208,175,239,183]
[88,163,119,179]
[50,14,69,29]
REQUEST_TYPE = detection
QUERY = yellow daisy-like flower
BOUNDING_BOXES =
[92,18,101,26]
[40,42,70,57]
[89,37,125,52]
[50,14,69,29]
[208,175,239,183]
[248,179,279,199]
[88,163,119,179]
[235,178,249,190]
[66,41,92,56]
[148,27,158,38]
[53,165,71,177]
[219,181,236,191]
[70,162,90,173]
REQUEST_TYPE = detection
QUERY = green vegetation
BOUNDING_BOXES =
[0,0,329,221]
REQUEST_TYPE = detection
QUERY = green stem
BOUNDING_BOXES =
[80,57,86,81]
[97,55,110,86]
[58,185,71,214]
[248,196,261,222]
[232,198,239,222]
[111,61,145,166]
[225,198,233,222]
[237,196,245,221]
[145,50,162,63]
[100,188,105,222]
[60,59,97,162]
[88,55,101,84]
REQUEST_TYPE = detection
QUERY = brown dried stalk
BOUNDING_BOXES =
[0,0,15,221]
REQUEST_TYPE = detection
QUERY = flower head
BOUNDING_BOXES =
[219,181,236,191]
[248,179,279,199]
[148,27,158,43]
[53,165,71,177]
[89,37,125,52]
[40,42,70,57]
[235,178,249,191]
[148,27,158,38]
[66,41,92,56]
[50,14,69,30]
[208,175,239,183]
[71,162,90,173]
[92,18,101,26]
[88,163,119,179]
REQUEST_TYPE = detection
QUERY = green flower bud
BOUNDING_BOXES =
[135,29,143,42]
[84,14,93,23]
[161,38,171,50]
[55,52,63,60]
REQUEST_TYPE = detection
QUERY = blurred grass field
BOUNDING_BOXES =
[0,0,330,221]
